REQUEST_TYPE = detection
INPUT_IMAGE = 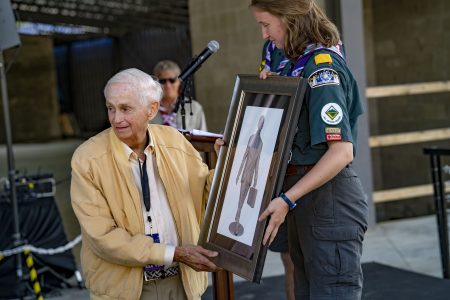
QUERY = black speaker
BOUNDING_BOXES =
[0,174,80,298]
[0,0,20,51]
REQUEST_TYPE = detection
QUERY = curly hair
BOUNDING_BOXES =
[250,0,340,60]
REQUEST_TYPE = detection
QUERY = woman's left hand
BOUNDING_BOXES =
[214,138,225,156]
[259,197,289,246]
[259,69,276,79]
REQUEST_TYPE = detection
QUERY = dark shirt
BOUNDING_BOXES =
[290,50,363,165]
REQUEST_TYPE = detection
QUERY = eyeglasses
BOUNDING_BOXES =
[158,77,178,84]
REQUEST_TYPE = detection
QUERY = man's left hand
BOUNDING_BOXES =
[174,245,219,272]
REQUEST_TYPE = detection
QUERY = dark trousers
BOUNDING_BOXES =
[285,166,368,300]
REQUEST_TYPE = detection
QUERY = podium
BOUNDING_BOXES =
[182,132,235,300]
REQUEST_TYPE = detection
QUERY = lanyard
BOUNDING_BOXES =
[138,142,160,247]
[138,155,153,230]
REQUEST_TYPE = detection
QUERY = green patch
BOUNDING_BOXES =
[325,106,339,120]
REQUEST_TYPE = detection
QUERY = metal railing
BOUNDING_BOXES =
[423,147,450,279]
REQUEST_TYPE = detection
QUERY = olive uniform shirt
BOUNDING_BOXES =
[290,50,364,165]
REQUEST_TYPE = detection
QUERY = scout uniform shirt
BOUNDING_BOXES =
[290,49,364,165]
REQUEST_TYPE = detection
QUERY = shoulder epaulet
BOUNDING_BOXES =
[314,53,332,65]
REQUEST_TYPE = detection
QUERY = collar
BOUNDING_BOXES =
[302,41,345,59]
[122,132,155,161]
[159,103,176,115]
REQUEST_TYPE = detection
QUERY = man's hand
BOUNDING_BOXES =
[214,138,225,157]
[174,245,219,272]
[258,197,289,246]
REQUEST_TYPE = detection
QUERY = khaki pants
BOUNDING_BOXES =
[90,275,187,300]
[140,275,187,300]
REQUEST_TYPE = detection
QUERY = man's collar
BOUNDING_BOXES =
[122,131,154,160]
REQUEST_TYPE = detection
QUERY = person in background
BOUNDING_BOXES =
[151,60,207,131]
[259,40,295,300]
[251,0,369,299]
[71,68,219,300]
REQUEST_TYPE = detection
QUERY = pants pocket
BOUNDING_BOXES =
[312,181,334,223]
[311,225,363,287]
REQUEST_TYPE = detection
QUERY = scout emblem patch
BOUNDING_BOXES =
[321,103,343,125]
[308,68,340,88]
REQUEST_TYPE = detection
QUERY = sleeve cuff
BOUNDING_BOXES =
[164,245,175,266]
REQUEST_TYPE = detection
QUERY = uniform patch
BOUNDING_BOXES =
[308,68,340,88]
[325,127,341,134]
[321,103,343,125]
[326,133,342,141]
[314,53,332,65]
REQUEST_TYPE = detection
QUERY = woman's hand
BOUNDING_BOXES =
[259,69,276,79]
[258,197,289,245]
[214,138,225,157]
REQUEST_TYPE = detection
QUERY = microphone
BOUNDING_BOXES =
[179,40,220,82]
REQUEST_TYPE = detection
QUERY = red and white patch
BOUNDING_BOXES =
[326,133,342,141]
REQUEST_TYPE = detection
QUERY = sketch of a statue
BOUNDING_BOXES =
[229,115,265,236]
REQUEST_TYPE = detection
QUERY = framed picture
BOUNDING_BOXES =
[199,74,307,282]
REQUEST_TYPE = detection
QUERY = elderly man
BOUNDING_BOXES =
[71,68,218,300]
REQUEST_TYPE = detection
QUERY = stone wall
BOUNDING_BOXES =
[0,35,61,143]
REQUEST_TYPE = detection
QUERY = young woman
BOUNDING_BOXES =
[251,1,369,299]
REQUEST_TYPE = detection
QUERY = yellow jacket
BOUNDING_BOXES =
[71,125,213,299]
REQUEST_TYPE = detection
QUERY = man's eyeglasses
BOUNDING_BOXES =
[158,77,178,84]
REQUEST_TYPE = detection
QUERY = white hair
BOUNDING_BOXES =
[104,68,163,106]
[153,60,181,77]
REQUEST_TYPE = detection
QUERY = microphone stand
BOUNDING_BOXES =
[174,77,193,130]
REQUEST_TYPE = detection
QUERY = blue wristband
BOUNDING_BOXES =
[279,192,296,210]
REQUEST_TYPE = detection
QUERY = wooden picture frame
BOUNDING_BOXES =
[199,74,307,282]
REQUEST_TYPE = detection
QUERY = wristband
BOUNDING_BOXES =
[279,192,296,210]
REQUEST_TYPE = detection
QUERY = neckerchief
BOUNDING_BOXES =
[263,42,291,75]
[290,41,345,77]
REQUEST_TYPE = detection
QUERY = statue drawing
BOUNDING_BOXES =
[229,115,265,236]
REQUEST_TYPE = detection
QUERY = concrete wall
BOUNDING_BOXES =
[0,35,61,143]
[366,0,450,220]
